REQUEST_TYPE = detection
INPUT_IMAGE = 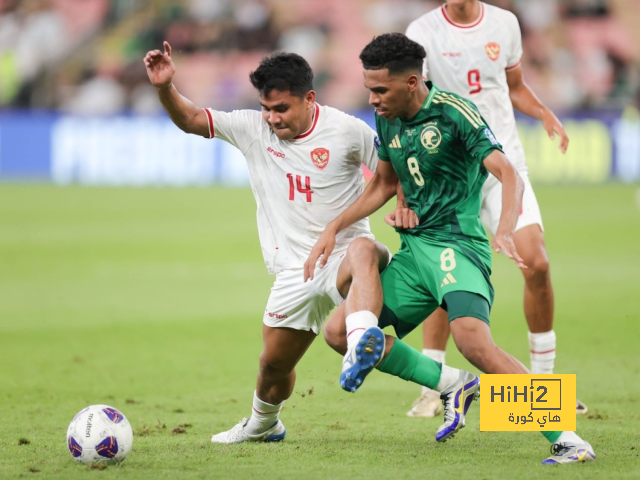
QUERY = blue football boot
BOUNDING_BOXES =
[340,326,385,392]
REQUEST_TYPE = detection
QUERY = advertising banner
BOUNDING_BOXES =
[1,110,639,185]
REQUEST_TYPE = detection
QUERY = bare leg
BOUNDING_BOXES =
[211,324,316,442]
[324,304,348,355]
[331,238,391,373]
[335,238,390,316]
[421,307,450,351]
[257,324,316,404]
[449,316,529,374]
[317,237,389,363]
[515,224,559,377]
[515,224,553,334]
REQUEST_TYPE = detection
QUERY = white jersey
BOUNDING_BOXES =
[406,2,526,170]
[204,104,378,274]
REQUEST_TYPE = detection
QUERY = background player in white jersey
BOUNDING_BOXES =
[403,0,586,417]
[144,41,475,444]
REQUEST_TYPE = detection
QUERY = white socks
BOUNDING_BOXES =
[436,364,461,392]
[343,310,379,372]
[557,431,584,444]
[528,330,556,374]
[345,310,379,351]
[422,349,446,395]
[245,391,283,434]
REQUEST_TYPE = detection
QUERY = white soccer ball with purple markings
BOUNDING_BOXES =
[66,405,133,464]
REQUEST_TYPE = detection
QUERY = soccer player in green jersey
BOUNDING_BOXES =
[404,0,586,420]
[305,33,595,465]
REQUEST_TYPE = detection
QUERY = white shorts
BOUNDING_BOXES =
[480,170,544,237]
[263,253,347,335]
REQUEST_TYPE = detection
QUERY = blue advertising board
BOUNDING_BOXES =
[0,109,638,185]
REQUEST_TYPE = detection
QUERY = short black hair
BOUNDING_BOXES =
[360,33,426,75]
[249,52,314,98]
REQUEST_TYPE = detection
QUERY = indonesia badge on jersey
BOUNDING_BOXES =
[485,42,500,61]
[310,148,330,169]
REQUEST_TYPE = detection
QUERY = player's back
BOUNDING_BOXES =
[406,3,524,167]
[206,104,378,274]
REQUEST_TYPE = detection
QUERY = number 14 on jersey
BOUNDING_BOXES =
[286,173,313,202]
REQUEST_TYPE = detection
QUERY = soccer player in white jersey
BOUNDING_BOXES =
[403,0,587,418]
[144,41,479,444]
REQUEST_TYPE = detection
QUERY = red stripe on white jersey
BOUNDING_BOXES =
[293,103,320,139]
[203,108,214,138]
[506,60,522,72]
[441,3,485,29]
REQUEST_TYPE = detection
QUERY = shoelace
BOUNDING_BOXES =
[440,394,454,422]
[550,442,571,456]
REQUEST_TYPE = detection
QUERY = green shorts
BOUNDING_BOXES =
[379,233,494,339]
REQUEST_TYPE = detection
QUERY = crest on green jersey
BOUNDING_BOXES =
[421,125,442,150]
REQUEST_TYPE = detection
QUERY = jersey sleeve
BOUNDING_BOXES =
[347,117,380,173]
[446,97,503,163]
[405,20,429,79]
[374,113,390,161]
[205,108,263,152]
[505,13,523,71]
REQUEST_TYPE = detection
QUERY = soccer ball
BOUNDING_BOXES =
[66,405,133,464]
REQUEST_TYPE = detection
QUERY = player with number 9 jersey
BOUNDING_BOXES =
[404,2,587,423]
[406,2,524,173]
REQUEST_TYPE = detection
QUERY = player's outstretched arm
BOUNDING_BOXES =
[506,67,569,153]
[303,160,398,281]
[143,41,209,138]
[483,150,526,269]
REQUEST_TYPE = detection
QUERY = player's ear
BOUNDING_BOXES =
[406,74,420,91]
[305,90,316,106]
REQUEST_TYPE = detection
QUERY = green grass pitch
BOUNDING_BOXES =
[0,184,638,479]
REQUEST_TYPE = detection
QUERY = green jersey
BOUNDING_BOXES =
[376,82,502,252]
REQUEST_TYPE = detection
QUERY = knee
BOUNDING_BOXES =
[258,353,292,379]
[523,252,550,280]
[324,322,347,355]
[346,238,380,268]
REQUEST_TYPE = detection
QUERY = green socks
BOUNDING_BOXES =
[378,338,565,446]
[541,431,562,444]
[377,338,442,389]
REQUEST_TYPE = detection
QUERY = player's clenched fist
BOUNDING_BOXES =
[384,207,419,229]
[144,41,175,88]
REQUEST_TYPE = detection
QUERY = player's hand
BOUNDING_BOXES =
[384,207,419,229]
[541,107,569,154]
[144,41,176,88]
[492,231,526,269]
[304,227,337,282]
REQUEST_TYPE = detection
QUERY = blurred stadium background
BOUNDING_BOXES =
[1,1,640,477]
[1,0,640,185]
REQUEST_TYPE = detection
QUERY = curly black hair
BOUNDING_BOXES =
[249,52,314,98]
[360,33,426,74]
